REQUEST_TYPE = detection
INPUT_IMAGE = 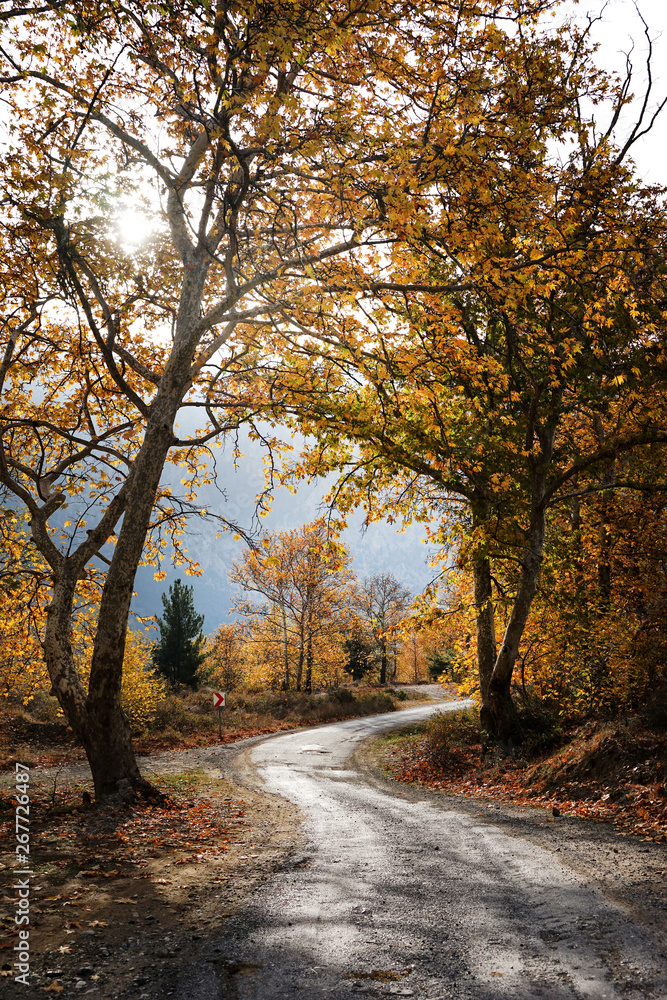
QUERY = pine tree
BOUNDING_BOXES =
[153,580,205,689]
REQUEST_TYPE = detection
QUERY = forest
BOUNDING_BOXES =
[0,0,666,810]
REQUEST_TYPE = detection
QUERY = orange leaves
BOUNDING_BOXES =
[231,518,355,690]
[384,717,667,844]
[109,794,235,866]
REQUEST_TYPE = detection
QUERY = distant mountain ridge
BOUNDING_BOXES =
[131,431,438,633]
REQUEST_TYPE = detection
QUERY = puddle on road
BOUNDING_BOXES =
[224,961,263,977]
[342,968,413,982]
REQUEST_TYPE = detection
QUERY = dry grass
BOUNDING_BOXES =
[0,685,422,770]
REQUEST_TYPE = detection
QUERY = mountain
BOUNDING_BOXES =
[131,431,439,634]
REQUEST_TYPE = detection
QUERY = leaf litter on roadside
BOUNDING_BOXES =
[0,773,248,953]
[380,719,667,843]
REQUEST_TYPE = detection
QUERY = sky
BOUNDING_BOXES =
[575,0,667,184]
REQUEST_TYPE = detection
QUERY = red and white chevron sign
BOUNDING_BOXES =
[213,691,226,708]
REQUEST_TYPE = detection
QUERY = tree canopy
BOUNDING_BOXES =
[0,0,440,795]
[1,0,666,794]
[232,518,354,691]
[259,4,667,734]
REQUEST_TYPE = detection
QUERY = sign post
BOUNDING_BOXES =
[213,691,226,739]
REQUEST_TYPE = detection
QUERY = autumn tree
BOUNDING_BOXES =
[398,631,429,685]
[0,502,51,701]
[0,0,435,798]
[263,10,667,736]
[352,574,411,684]
[231,519,354,691]
[203,622,245,692]
[502,440,667,719]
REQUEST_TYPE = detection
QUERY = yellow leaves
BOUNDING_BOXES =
[154,570,167,582]
[118,629,167,728]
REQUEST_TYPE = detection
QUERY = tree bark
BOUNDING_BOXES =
[43,572,88,739]
[482,515,546,739]
[594,416,615,608]
[379,638,387,685]
[472,551,497,723]
[44,573,144,800]
[481,424,556,741]
[281,607,290,691]
[85,408,177,797]
[49,263,209,801]
[305,636,313,693]
[295,622,305,692]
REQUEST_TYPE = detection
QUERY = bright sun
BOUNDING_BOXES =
[116,209,154,248]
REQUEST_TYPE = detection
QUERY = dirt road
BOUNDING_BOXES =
[165,701,667,1000]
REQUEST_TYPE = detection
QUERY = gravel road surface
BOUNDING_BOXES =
[170,700,667,1000]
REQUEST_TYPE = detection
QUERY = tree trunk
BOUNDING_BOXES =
[83,703,144,800]
[43,570,150,801]
[594,417,615,608]
[472,551,497,721]
[377,633,387,684]
[597,469,615,609]
[479,422,556,741]
[43,573,88,739]
[305,636,313,693]
[83,394,180,798]
[53,263,209,800]
[305,604,313,693]
[295,623,305,691]
[482,509,548,740]
[390,639,398,682]
[281,607,290,691]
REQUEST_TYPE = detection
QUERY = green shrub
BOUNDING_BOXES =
[389,688,408,701]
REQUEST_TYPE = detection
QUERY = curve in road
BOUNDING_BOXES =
[173,700,667,1000]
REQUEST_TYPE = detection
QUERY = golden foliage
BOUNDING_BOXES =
[232,519,354,691]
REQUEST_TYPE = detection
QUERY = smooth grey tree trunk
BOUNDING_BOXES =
[42,265,209,801]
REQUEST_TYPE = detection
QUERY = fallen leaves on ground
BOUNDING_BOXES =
[0,774,248,936]
[381,721,667,843]
[0,720,311,770]
[0,686,424,769]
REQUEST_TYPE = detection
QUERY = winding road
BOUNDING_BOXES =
[173,701,667,1000]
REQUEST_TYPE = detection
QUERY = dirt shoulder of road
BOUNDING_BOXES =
[0,738,303,998]
[358,738,667,946]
